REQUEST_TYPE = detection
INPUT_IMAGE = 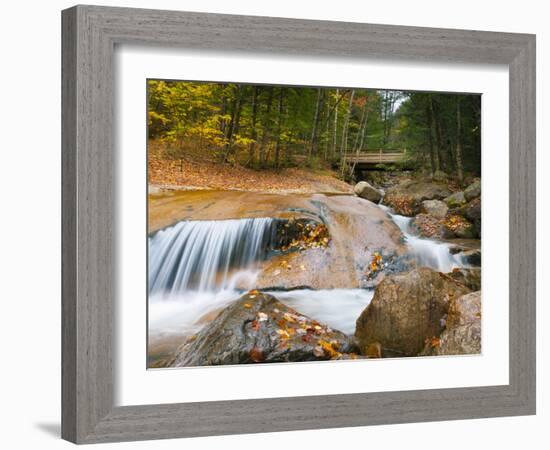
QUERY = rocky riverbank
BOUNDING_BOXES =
[166,267,481,366]
[150,172,482,367]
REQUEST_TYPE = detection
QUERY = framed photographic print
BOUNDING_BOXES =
[62,5,536,444]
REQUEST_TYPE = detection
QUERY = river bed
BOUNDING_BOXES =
[147,190,477,366]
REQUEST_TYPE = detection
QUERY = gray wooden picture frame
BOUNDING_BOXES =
[61,4,536,444]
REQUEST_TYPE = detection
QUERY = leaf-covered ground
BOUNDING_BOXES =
[148,143,353,194]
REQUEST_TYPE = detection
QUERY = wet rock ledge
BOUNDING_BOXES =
[169,292,360,366]
[165,266,482,367]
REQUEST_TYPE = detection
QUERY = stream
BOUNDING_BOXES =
[378,204,466,273]
[148,192,470,362]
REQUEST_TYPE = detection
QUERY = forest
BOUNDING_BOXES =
[147,80,481,185]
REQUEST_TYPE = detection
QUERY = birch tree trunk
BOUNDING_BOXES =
[308,88,323,163]
[340,90,355,175]
[332,88,339,159]
[349,100,369,177]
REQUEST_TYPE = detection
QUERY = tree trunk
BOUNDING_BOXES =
[434,103,446,171]
[219,86,228,135]
[426,100,436,174]
[382,91,390,146]
[429,95,442,172]
[332,89,339,159]
[309,88,324,162]
[259,87,274,168]
[324,97,331,159]
[382,91,397,147]
[274,87,285,168]
[349,100,369,177]
[340,90,355,175]
[455,98,464,185]
[247,86,260,166]
[222,85,243,163]
[352,101,367,154]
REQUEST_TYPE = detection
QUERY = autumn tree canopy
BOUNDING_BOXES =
[148,80,481,182]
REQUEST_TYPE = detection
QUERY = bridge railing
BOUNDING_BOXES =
[343,149,406,164]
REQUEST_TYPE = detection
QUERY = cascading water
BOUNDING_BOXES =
[148,218,280,340]
[378,204,466,273]
[147,216,375,344]
[149,218,278,296]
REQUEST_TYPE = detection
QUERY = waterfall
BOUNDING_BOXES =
[379,204,465,273]
[148,218,278,296]
[147,216,376,341]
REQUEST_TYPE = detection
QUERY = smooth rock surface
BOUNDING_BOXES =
[421,199,449,219]
[411,213,445,239]
[355,267,471,356]
[464,179,481,202]
[354,181,383,203]
[444,191,466,207]
[448,268,482,291]
[422,291,481,356]
[384,179,451,216]
[461,197,481,238]
[170,292,359,366]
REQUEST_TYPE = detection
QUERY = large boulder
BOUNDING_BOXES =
[252,194,408,290]
[253,246,409,290]
[448,268,481,291]
[464,179,481,202]
[421,199,448,219]
[170,292,359,366]
[441,215,476,239]
[355,267,471,357]
[411,213,476,240]
[422,291,481,356]
[411,213,446,239]
[432,170,448,182]
[461,197,481,237]
[457,248,481,266]
[444,191,466,207]
[434,321,481,355]
[384,180,451,216]
[354,181,383,203]
[447,291,481,328]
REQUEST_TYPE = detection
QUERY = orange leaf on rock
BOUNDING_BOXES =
[250,347,264,363]
[276,329,291,339]
[313,346,324,357]
[425,336,441,348]
[319,340,340,358]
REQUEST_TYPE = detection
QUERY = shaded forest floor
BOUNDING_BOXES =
[148,141,353,194]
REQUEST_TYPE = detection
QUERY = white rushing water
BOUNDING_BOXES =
[149,288,374,338]
[271,289,374,334]
[149,218,277,295]
[379,204,465,273]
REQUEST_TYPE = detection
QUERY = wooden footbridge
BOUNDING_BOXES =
[343,149,407,170]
